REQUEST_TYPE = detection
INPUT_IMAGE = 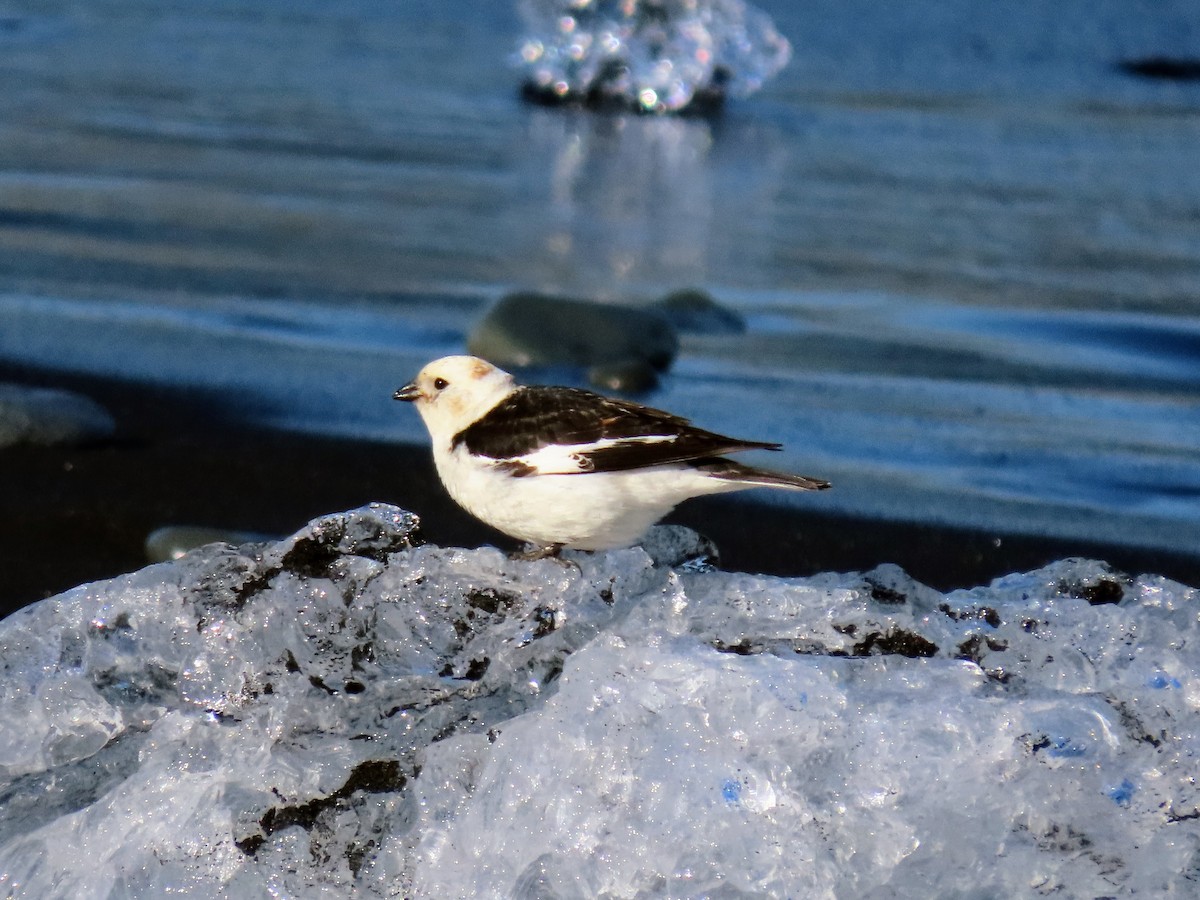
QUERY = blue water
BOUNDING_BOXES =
[1,0,1199,558]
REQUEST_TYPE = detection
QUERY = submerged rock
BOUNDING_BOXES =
[585,359,659,393]
[468,291,678,371]
[0,384,115,448]
[1117,57,1200,81]
[652,287,747,334]
[0,505,1198,896]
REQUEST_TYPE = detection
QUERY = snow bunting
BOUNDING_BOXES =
[394,356,830,556]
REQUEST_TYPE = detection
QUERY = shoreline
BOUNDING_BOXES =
[3,363,1199,617]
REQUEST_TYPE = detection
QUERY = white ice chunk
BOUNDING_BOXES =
[0,505,1197,897]
[516,0,791,111]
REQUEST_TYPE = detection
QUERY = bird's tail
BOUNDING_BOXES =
[695,459,831,492]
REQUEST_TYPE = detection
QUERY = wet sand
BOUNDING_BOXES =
[4,363,1198,617]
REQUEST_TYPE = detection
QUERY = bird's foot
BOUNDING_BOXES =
[511,542,565,562]
[510,543,583,572]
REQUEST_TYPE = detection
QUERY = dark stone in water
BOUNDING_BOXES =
[0,384,115,448]
[587,360,660,393]
[652,288,746,335]
[469,292,678,372]
[1117,57,1200,81]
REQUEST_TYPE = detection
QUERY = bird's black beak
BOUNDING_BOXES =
[393,383,421,402]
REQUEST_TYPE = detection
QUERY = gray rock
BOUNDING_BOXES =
[636,524,719,570]
[0,384,116,448]
[652,288,746,335]
[468,292,678,371]
[586,360,660,393]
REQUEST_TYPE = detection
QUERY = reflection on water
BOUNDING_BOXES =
[514,112,723,294]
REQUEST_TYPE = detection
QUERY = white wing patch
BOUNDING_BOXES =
[504,434,678,475]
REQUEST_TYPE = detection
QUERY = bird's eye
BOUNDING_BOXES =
[433,377,449,391]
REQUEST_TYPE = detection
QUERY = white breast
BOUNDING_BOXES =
[431,443,744,550]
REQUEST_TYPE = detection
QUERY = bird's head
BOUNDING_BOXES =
[394,356,515,441]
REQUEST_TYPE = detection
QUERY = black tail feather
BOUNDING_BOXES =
[693,458,831,491]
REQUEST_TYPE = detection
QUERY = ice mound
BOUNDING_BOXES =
[516,0,791,113]
[1,504,1198,897]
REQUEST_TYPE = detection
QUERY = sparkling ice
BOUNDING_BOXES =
[1,505,1198,896]
[516,0,791,112]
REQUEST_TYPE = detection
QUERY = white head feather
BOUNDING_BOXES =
[395,355,516,445]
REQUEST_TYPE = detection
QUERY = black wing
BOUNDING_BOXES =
[452,386,780,474]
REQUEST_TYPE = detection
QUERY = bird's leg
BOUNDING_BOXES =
[512,543,583,574]
[511,542,565,562]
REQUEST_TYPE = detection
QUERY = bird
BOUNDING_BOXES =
[394,355,830,558]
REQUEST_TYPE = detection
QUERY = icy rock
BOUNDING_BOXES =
[515,0,792,113]
[0,383,115,448]
[0,507,1199,897]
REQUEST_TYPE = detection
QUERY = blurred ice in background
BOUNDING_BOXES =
[515,0,791,112]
